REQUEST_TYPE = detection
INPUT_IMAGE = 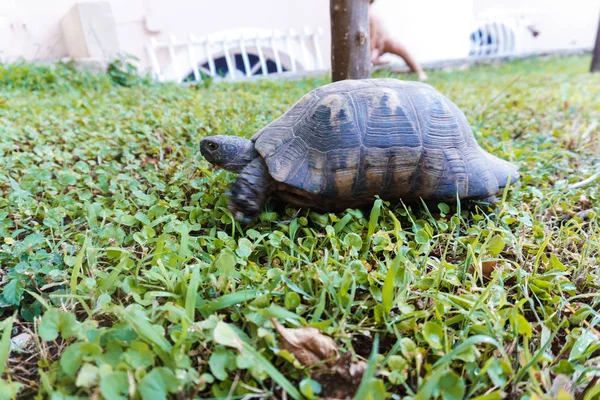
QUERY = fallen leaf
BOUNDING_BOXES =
[481,260,497,279]
[10,333,33,352]
[271,318,339,367]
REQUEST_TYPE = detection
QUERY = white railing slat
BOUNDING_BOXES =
[239,33,252,77]
[270,31,283,74]
[147,25,325,83]
[286,28,297,72]
[188,32,200,81]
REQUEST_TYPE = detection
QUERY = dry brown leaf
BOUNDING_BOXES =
[271,318,339,367]
[481,260,497,279]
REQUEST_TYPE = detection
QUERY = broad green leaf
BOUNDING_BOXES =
[124,342,154,368]
[422,321,444,349]
[415,229,430,245]
[236,352,254,369]
[100,371,129,400]
[299,378,321,399]
[209,349,232,381]
[515,314,532,338]
[236,238,253,258]
[550,253,567,271]
[399,338,417,359]
[213,321,243,351]
[0,379,23,400]
[75,364,99,388]
[487,234,505,256]
[416,368,444,400]
[39,308,60,341]
[439,371,465,400]
[284,292,301,309]
[60,343,83,378]
[2,280,24,306]
[387,355,407,371]
[438,203,450,214]
[343,233,362,252]
[138,367,179,400]
[215,250,236,275]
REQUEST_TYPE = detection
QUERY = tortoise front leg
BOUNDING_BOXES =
[227,158,272,223]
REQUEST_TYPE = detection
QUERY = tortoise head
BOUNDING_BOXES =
[200,135,258,173]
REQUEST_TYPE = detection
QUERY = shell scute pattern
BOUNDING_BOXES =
[253,79,517,202]
[360,88,421,148]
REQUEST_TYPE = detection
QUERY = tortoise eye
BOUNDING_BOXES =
[207,142,219,151]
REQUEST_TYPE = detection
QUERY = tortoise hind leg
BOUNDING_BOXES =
[483,152,520,188]
[228,158,273,223]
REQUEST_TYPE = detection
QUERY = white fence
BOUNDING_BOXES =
[146,27,325,83]
[147,9,547,83]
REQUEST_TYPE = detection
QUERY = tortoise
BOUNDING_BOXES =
[200,78,519,223]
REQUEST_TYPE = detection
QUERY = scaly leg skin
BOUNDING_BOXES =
[483,195,498,204]
[227,158,272,223]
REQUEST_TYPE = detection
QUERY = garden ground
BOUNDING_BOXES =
[0,55,599,399]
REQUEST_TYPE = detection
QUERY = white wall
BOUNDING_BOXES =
[371,0,474,63]
[0,0,597,73]
[472,0,599,54]
[0,0,331,71]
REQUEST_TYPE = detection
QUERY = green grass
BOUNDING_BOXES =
[0,55,599,399]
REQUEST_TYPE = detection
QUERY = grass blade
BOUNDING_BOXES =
[178,223,189,260]
[200,290,260,313]
[214,321,302,400]
[70,237,88,295]
[185,266,200,323]
[363,199,382,252]
[0,314,14,375]
[354,335,379,399]
[123,312,172,354]
[382,255,401,315]
[433,335,506,368]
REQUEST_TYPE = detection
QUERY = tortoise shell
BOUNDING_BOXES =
[251,78,518,205]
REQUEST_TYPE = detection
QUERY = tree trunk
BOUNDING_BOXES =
[330,0,371,82]
[591,12,600,72]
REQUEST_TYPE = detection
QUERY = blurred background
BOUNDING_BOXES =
[0,0,598,82]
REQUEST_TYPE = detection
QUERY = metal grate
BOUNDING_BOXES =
[146,27,325,83]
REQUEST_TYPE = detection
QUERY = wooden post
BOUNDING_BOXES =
[330,0,371,82]
[591,12,600,72]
